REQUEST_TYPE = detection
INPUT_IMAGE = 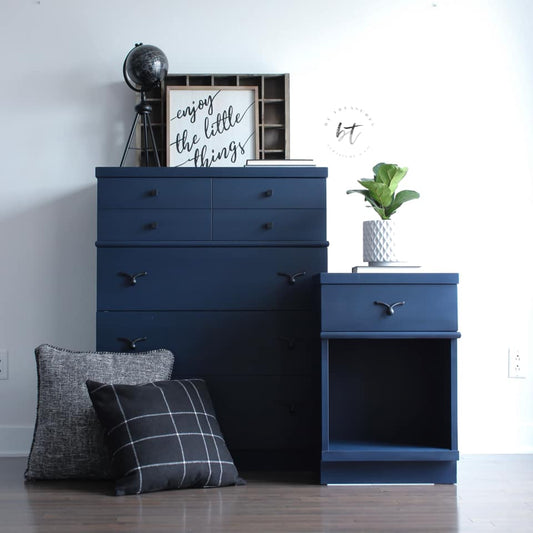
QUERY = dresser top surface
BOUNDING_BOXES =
[96,166,328,179]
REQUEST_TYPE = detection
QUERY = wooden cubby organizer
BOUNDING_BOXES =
[136,74,290,166]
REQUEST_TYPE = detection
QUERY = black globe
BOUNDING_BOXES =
[123,43,168,91]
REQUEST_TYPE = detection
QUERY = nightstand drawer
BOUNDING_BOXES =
[97,209,211,241]
[97,178,211,208]
[321,283,457,332]
[213,178,326,208]
[213,209,326,241]
[97,247,327,310]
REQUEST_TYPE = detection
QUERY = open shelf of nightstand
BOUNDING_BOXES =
[323,441,459,462]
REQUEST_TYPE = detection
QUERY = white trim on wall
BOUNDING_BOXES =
[0,426,33,457]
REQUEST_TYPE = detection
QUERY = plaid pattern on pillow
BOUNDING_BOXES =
[86,378,243,495]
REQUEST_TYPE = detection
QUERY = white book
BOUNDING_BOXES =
[245,159,316,167]
[352,265,422,273]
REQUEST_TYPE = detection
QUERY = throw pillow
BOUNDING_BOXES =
[86,378,243,495]
[25,344,174,480]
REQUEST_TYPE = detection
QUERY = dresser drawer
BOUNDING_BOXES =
[97,178,211,208]
[96,314,320,451]
[212,178,326,208]
[97,247,327,310]
[97,310,320,376]
[97,209,211,241]
[213,209,326,241]
[207,375,319,451]
[321,283,458,332]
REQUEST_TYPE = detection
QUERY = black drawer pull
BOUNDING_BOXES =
[148,188,158,197]
[278,271,306,285]
[264,189,273,197]
[118,336,148,350]
[119,271,148,286]
[147,222,158,230]
[264,222,273,230]
[374,300,405,316]
[279,337,297,350]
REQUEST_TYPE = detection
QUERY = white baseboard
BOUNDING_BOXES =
[0,426,33,457]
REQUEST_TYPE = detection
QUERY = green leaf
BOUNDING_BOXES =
[357,180,393,207]
[361,192,387,218]
[346,187,389,219]
[385,190,420,217]
[388,166,408,194]
[372,206,387,219]
[372,163,391,185]
[373,163,408,193]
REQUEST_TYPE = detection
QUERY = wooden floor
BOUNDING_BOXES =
[1,455,532,532]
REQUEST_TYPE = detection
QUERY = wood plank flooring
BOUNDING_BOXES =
[1,455,532,532]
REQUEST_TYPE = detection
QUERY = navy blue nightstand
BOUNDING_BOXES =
[319,273,460,484]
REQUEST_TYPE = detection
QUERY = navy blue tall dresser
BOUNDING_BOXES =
[95,166,328,470]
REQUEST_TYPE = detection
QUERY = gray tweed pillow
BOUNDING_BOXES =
[25,344,174,480]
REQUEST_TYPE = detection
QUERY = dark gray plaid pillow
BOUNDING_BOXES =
[25,344,174,480]
[86,378,243,495]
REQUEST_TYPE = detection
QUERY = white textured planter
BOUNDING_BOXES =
[363,220,406,266]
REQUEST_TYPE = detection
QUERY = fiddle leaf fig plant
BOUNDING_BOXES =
[346,162,420,220]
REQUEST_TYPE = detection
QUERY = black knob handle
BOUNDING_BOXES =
[264,189,273,197]
[148,222,158,230]
[148,188,158,197]
[264,222,273,230]
[119,271,148,286]
[277,272,307,285]
[374,300,406,316]
[118,336,148,350]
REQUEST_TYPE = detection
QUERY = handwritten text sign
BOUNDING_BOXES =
[166,86,258,167]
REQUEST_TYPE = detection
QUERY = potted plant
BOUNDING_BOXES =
[347,162,420,266]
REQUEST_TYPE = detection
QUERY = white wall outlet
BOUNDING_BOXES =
[0,350,8,380]
[508,347,526,379]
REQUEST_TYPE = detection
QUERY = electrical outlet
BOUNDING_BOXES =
[508,347,526,379]
[0,350,8,380]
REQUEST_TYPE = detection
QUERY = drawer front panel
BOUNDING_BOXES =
[208,375,319,451]
[212,178,326,208]
[98,178,211,208]
[213,209,326,241]
[96,310,319,376]
[321,284,457,331]
[98,209,211,241]
[97,247,327,310]
[96,312,320,451]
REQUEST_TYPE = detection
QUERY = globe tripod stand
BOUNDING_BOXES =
[120,90,161,167]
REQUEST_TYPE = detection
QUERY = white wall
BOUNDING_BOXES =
[0,0,531,455]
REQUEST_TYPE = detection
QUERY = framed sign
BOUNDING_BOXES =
[166,86,259,167]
